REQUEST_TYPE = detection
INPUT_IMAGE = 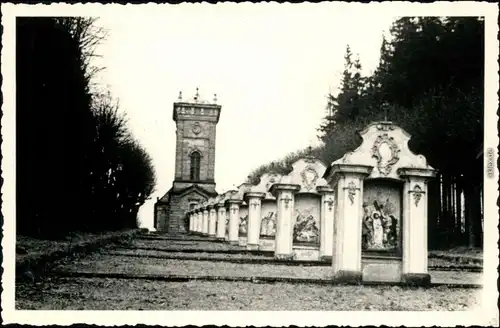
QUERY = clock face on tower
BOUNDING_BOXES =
[192,122,202,135]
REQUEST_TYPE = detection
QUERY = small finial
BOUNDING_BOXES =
[382,103,389,122]
[213,93,217,104]
[178,91,183,101]
[194,87,199,102]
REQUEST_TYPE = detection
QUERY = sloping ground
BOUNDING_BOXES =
[103,247,483,271]
[16,277,481,311]
[15,232,485,311]
[429,247,483,266]
[16,229,145,282]
[50,253,482,285]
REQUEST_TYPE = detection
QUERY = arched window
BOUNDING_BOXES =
[190,151,201,181]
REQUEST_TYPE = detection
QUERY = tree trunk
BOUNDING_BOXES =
[427,176,440,250]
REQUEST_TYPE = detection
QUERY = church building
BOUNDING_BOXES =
[154,89,220,233]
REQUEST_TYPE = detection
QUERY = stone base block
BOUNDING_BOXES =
[246,243,259,251]
[208,234,216,238]
[320,255,332,262]
[238,236,247,247]
[293,245,320,261]
[333,270,363,284]
[275,253,294,261]
[362,257,402,283]
[216,237,225,242]
[401,273,431,286]
[259,238,275,251]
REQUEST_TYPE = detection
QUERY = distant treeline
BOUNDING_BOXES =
[16,17,156,239]
[247,17,484,249]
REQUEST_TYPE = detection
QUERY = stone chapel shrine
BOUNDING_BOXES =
[186,121,436,285]
[154,89,221,233]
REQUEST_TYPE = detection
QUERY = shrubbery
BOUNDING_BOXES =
[16,17,156,239]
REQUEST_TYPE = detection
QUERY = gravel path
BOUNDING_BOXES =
[53,253,483,284]
[105,247,482,270]
[16,277,481,311]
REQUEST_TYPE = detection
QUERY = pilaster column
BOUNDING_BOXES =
[225,199,242,244]
[208,205,217,237]
[216,202,227,240]
[188,212,193,232]
[317,185,335,261]
[399,168,436,285]
[196,210,202,233]
[326,164,372,283]
[270,184,301,260]
[202,209,209,235]
[244,192,266,250]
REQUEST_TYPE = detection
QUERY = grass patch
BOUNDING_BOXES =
[16,229,145,282]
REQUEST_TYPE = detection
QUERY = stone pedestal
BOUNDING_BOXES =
[208,206,217,237]
[317,186,335,261]
[327,164,372,283]
[202,209,209,235]
[244,192,266,250]
[225,199,242,245]
[399,168,436,285]
[216,202,226,240]
[270,183,301,260]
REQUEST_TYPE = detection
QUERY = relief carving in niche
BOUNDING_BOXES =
[372,133,400,176]
[301,166,319,191]
[293,207,319,244]
[260,211,277,237]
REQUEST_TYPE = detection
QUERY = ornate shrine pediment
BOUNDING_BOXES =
[281,157,328,193]
[251,172,283,199]
[331,121,434,180]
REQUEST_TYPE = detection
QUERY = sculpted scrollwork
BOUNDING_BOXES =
[301,166,319,191]
[249,200,260,209]
[343,181,359,205]
[324,197,334,211]
[411,184,425,207]
[372,133,400,176]
[280,195,293,209]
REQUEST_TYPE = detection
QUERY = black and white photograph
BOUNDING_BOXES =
[1,2,498,326]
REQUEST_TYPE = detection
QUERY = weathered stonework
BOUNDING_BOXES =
[154,94,221,233]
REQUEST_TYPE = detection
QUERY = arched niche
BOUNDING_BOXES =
[293,192,321,246]
[283,156,328,259]
[362,178,404,256]
[252,172,282,241]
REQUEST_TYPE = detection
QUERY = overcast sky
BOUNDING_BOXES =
[89,4,397,229]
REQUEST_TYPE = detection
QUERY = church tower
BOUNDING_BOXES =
[154,89,221,233]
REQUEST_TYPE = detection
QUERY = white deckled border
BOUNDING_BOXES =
[1,2,498,326]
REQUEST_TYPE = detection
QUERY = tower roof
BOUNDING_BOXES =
[172,88,221,122]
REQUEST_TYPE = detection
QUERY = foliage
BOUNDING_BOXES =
[246,147,323,185]
[16,17,156,239]
[247,16,484,248]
